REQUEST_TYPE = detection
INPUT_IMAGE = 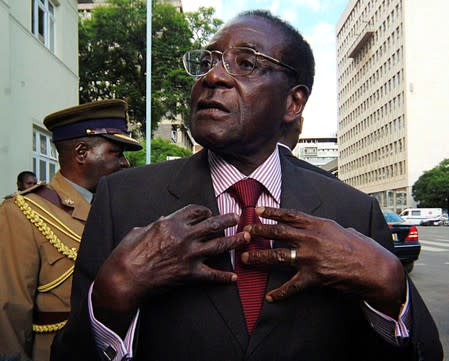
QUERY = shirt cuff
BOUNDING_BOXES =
[88,282,139,360]
[362,279,411,345]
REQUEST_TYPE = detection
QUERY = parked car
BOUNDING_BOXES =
[382,209,421,273]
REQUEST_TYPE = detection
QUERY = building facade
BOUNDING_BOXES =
[294,137,338,170]
[1,0,78,198]
[336,0,449,212]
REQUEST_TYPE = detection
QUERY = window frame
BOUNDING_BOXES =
[32,0,56,52]
[33,126,59,183]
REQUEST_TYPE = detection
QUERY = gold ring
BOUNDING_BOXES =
[290,248,297,264]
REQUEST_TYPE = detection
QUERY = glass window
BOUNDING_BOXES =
[33,126,58,183]
[40,134,47,154]
[32,0,56,52]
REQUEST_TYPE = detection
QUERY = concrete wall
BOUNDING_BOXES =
[0,0,78,197]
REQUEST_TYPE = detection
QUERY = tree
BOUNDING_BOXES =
[185,7,223,48]
[412,158,449,209]
[151,2,193,130]
[79,0,222,136]
[125,137,192,166]
[79,0,147,126]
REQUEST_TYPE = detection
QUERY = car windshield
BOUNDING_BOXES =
[383,211,404,223]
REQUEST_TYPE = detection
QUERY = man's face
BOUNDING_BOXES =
[84,138,129,188]
[190,16,293,158]
[18,175,37,191]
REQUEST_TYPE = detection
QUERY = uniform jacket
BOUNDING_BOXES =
[0,172,90,361]
[51,150,442,361]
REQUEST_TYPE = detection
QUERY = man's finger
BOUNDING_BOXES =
[193,263,237,283]
[189,212,239,239]
[169,204,213,225]
[255,206,315,227]
[266,273,310,303]
[196,232,250,257]
[244,223,310,243]
[241,247,294,265]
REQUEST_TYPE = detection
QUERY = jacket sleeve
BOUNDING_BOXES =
[0,199,39,359]
[51,177,116,361]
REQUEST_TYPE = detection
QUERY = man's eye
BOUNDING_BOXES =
[200,58,212,69]
[235,57,255,71]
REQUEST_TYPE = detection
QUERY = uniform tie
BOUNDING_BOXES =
[229,178,269,334]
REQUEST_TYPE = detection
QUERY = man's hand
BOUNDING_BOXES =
[92,204,249,335]
[242,207,406,319]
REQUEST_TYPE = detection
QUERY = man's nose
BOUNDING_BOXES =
[202,59,232,87]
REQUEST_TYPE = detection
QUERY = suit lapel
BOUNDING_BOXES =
[247,151,324,356]
[167,150,249,351]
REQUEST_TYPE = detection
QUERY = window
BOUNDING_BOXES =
[32,0,55,51]
[33,127,58,182]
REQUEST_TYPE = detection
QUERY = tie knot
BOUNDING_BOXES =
[230,178,263,208]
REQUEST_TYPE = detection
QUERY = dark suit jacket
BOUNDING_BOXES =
[51,149,442,361]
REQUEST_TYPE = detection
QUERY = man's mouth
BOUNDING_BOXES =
[196,100,230,113]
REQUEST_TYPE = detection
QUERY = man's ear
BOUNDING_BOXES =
[298,115,304,135]
[283,85,309,124]
[74,142,89,164]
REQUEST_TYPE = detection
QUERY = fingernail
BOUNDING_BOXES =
[266,295,273,303]
[255,207,265,215]
[231,274,238,282]
[243,225,252,232]
[243,231,251,241]
[241,252,249,263]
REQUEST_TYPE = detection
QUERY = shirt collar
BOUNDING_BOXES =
[277,142,292,152]
[63,176,94,204]
[208,149,282,203]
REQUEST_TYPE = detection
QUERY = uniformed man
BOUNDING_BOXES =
[3,172,38,200]
[0,99,141,361]
[17,171,38,192]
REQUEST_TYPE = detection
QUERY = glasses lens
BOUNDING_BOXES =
[224,48,256,76]
[183,50,213,76]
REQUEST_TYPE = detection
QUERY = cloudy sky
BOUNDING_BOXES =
[181,0,349,137]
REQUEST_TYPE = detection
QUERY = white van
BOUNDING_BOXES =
[399,208,443,226]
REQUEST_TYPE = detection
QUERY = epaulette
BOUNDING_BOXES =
[18,181,47,195]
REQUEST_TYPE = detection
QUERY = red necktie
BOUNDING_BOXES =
[230,179,269,334]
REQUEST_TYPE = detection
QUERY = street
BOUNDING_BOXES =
[409,226,449,359]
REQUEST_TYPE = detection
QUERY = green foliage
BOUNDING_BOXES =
[79,0,147,124]
[125,137,192,166]
[412,158,449,208]
[79,0,222,136]
[185,7,223,48]
[151,2,193,127]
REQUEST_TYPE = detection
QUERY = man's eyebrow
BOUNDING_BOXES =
[234,42,259,50]
[204,42,261,51]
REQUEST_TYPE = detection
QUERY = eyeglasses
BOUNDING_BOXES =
[182,46,298,78]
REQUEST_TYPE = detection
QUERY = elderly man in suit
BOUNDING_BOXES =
[0,100,141,361]
[51,10,442,361]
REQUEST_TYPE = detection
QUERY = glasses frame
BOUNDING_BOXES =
[182,46,298,78]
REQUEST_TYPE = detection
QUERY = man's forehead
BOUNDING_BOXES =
[208,16,284,52]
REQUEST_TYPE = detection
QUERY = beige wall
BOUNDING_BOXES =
[0,0,78,197]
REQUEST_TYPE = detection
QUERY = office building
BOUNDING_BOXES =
[336,0,449,211]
